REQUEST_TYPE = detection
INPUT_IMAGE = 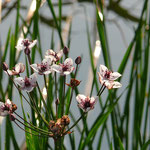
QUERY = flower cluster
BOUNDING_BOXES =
[49,115,71,138]
[1,38,122,142]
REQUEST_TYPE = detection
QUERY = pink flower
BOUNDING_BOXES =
[15,38,37,55]
[45,49,63,62]
[30,58,53,75]
[7,63,25,75]
[0,99,16,116]
[52,58,74,76]
[76,94,98,112]
[14,73,37,92]
[98,65,122,89]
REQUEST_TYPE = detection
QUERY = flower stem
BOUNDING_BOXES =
[14,120,52,137]
[61,75,66,116]
[14,112,50,134]
[65,112,87,134]
[66,64,79,115]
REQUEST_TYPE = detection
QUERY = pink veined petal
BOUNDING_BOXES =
[42,58,52,66]
[99,65,108,77]
[28,40,37,49]
[29,73,37,86]
[76,94,86,103]
[57,50,63,59]
[63,67,74,75]
[109,72,122,81]
[45,49,55,56]
[14,77,25,87]
[64,58,73,66]
[15,63,25,73]
[30,64,39,73]
[52,64,62,73]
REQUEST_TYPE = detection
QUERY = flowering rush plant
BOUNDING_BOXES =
[1,39,122,149]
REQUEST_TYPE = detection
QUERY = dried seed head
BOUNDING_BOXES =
[66,78,81,88]
[61,115,70,126]
[49,120,55,130]
[63,46,69,55]
[75,56,81,65]
[2,62,8,71]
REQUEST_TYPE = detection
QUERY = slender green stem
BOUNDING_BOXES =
[14,112,50,134]
[55,72,58,99]
[61,75,66,116]
[14,119,51,137]
[65,112,87,133]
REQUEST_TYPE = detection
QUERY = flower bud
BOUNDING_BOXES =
[55,99,59,105]
[63,46,69,55]
[9,114,16,121]
[75,56,81,65]
[2,62,8,71]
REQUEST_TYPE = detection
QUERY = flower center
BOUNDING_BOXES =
[104,71,111,79]
[84,101,91,108]
[23,40,30,47]
[40,65,47,71]
[25,77,31,87]
[62,65,68,71]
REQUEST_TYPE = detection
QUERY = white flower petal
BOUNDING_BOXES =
[30,64,39,73]
[90,96,98,104]
[100,65,108,77]
[29,73,37,86]
[6,99,11,105]
[15,63,25,73]
[110,72,122,80]
[28,40,37,49]
[15,38,25,51]
[57,50,63,59]
[24,86,34,92]
[45,49,55,56]
[112,81,122,88]
[42,58,52,66]
[76,94,86,103]
[7,69,13,76]
[52,64,62,73]
[14,77,25,87]
[64,58,73,66]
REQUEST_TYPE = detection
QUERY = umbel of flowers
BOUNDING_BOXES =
[1,39,122,148]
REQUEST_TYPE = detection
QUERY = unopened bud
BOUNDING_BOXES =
[63,46,69,55]
[9,114,16,121]
[75,56,81,65]
[2,62,8,71]
[55,99,59,105]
